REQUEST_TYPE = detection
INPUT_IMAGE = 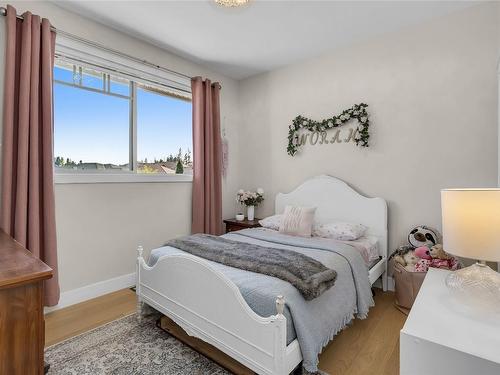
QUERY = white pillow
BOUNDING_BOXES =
[259,214,283,231]
[313,222,367,241]
[279,206,316,237]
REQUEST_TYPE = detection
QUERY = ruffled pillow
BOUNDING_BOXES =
[259,214,283,231]
[313,222,367,241]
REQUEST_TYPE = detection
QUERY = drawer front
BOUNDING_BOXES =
[0,282,45,375]
[226,224,244,233]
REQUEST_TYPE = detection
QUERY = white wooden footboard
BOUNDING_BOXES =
[136,247,302,375]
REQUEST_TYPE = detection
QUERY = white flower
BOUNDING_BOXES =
[238,189,244,195]
[360,116,367,123]
[335,119,342,125]
[345,114,350,120]
[257,188,264,195]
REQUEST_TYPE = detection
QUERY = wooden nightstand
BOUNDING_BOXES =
[223,218,261,233]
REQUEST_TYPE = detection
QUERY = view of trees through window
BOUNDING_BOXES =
[53,60,193,175]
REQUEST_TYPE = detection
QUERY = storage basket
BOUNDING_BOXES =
[393,263,426,314]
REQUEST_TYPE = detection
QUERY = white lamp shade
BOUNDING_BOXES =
[441,189,500,261]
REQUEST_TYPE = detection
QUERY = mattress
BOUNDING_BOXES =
[338,235,380,265]
[257,228,380,266]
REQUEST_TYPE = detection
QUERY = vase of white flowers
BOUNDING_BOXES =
[236,188,264,221]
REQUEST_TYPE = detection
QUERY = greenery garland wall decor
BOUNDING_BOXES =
[287,103,370,156]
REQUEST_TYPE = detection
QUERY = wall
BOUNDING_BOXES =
[1,1,499,301]
[0,1,241,296]
[497,3,500,271]
[238,3,499,252]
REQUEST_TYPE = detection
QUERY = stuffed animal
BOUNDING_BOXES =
[393,248,419,272]
[402,251,419,272]
[415,244,459,272]
[414,246,432,260]
[408,226,441,248]
[429,244,450,260]
[391,245,414,266]
[415,258,431,272]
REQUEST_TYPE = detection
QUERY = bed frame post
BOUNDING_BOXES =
[382,251,389,292]
[276,295,285,315]
[274,295,287,375]
[136,245,144,323]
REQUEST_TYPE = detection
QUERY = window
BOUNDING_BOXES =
[53,58,192,182]
[136,85,192,175]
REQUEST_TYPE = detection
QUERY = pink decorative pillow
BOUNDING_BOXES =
[279,206,316,237]
[312,222,367,241]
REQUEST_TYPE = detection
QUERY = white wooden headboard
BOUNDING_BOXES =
[275,175,388,258]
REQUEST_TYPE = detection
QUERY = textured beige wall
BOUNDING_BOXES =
[0,1,241,293]
[237,3,499,252]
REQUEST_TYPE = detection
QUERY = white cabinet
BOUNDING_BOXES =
[400,268,500,375]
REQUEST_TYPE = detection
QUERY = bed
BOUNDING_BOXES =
[136,175,388,375]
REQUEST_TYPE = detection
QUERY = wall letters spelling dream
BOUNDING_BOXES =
[287,103,370,156]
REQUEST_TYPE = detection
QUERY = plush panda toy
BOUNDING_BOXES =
[408,225,441,248]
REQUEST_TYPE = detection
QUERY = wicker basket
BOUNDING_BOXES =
[393,263,426,314]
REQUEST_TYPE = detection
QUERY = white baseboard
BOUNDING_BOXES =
[387,276,395,291]
[45,272,136,314]
[373,275,395,292]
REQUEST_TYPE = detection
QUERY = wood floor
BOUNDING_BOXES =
[45,288,406,375]
[45,289,137,347]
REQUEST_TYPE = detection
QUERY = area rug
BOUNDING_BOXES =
[45,311,230,374]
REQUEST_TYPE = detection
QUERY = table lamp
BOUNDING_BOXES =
[441,189,500,306]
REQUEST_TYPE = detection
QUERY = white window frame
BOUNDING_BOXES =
[53,35,193,184]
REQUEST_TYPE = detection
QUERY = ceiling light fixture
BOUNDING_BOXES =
[214,0,250,7]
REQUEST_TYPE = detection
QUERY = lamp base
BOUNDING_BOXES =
[445,263,500,309]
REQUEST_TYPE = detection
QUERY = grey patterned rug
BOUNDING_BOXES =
[45,311,231,374]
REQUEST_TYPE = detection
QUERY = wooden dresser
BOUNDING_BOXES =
[0,230,53,375]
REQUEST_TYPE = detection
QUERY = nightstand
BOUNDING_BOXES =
[223,218,261,233]
[400,268,500,375]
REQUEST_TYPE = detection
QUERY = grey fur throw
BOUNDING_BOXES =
[166,234,337,301]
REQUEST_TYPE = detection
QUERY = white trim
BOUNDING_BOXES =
[54,172,193,184]
[53,34,193,185]
[55,34,191,96]
[44,272,135,313]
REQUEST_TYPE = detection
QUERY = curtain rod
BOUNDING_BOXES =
[0,5,221,88]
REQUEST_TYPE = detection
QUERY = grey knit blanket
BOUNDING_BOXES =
[167,233,337,300]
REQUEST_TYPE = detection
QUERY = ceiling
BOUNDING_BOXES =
[53,1,477,80]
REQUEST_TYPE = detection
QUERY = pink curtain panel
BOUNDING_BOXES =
[1,5,59,306]
[191,77,223,235]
